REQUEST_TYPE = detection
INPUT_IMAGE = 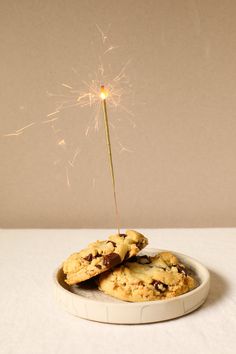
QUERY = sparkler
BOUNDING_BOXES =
[100,85,120,234]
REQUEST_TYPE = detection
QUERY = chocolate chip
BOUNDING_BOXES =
[136,241,144,250]
[84,253,93,262]
[119,233,127,238]
[95,264,102,269]
[106,240,116,248]
[103,253,121,267]
[83,253,101,261]
[152,280,168,292]
[176,264,187,275]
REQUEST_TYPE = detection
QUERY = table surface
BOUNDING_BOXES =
[0,228,236,354]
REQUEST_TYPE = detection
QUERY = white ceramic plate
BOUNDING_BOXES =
[53,248,210,324]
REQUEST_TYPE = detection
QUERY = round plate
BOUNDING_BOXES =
[53,249,210,324]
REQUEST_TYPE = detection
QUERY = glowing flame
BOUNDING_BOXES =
[100,85,109,100]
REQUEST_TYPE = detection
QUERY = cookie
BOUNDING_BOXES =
[63,230,148,285]
[98,252,197,302]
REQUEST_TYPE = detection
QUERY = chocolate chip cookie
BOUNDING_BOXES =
[63,230,148,285]
[98,252,196,302]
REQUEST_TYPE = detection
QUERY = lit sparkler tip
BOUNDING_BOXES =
[100,85,109,100]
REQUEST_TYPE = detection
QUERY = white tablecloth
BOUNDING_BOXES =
[0,229,235,354]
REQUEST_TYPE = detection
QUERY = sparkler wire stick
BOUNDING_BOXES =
[100,85,120,235]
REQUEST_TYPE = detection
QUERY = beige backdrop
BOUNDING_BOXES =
[1,0,236,228]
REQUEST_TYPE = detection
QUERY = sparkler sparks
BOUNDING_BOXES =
[4,122,36,137]
[3,26,135,195]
